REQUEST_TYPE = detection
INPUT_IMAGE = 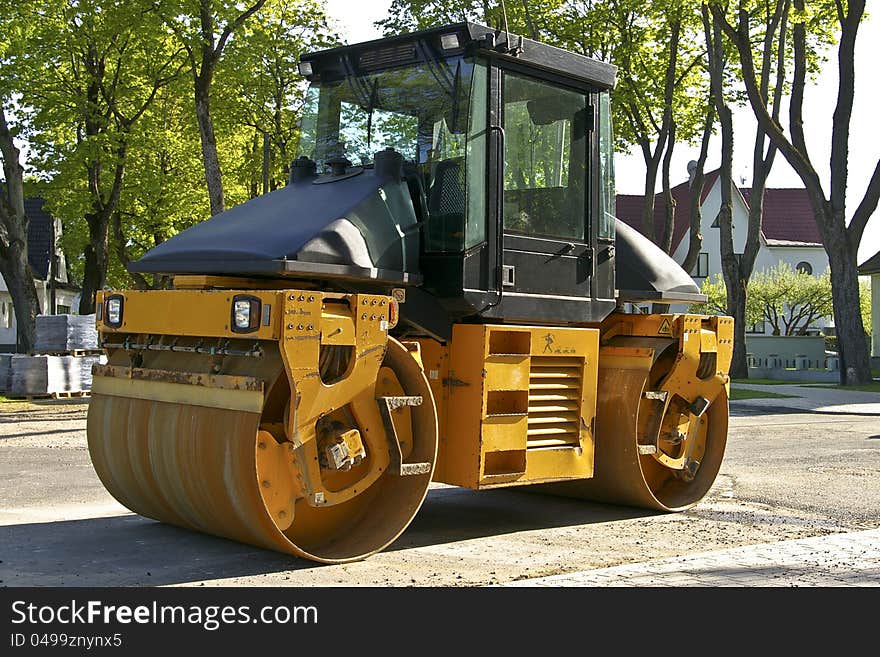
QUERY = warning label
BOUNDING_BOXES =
[657,318,672,335]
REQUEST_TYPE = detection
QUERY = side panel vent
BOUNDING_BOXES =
[527,356,583,449]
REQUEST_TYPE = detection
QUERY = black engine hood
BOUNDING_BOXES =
[614,220,706,303]
[130,168,420,284]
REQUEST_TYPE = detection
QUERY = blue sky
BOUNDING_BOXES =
[325,0,880,263]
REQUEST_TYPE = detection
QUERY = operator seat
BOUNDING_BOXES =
[425,157,466,250]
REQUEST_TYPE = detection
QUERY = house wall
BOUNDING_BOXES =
[873,273,879,360]
[0,282,79,352]
[670,180,751,278]
[754,246,828,277]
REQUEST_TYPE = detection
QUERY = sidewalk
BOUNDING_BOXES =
[731,382,880,415]
[501,528,880,587]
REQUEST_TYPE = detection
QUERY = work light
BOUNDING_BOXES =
[104,295,123,328]
[440,33,460,50]
[231,295,261,333]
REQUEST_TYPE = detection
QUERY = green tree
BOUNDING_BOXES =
[702,1,810,378]
[162,0,269,217]
[222,0,336,195]
[0,9,41,352]
[749,264,834,335]
[692,265,835,337]
[107,82,209,290]
[10,0,186,312]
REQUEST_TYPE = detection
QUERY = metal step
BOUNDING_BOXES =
[376,396,431,477]
[380,395,423,411]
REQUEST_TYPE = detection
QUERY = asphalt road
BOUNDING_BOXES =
[1,400,878,587]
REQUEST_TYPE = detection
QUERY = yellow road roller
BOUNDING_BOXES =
[87,22,733,563]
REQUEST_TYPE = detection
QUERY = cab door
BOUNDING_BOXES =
[499,71,592,306]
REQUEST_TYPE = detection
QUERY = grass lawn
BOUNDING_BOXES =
[729,387,798,400]
[731,378,795,385]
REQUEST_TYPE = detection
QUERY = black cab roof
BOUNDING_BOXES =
[300,22,617,91]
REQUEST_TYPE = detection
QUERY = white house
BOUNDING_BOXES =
[617,166,829,334]
[858,250,880,367]
[0,198,79,351]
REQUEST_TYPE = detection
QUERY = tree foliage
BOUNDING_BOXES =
[691,264,842,337]
[2,0,335,299]
[6,0,189,309]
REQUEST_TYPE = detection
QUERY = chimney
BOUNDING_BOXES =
[687,160,698,185]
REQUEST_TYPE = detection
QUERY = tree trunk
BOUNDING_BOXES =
[78,210,110,315]
[705,3,749,380]
[660,122,677,255]
[727,280,749,379]
[640,159,659,241]
[79,136,127,314]
[825,217,872,385]
[195,81,225,216]
[0,105,41,352]
[681,102,714,276]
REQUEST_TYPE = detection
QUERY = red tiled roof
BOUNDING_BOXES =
[615,170,719,252]
[616,173,823,250]
[740,187,822,245]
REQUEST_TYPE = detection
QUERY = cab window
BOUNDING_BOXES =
[502,73,588,241]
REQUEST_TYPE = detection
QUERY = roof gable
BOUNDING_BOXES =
[616,173,824,251]
[859,250,880,275]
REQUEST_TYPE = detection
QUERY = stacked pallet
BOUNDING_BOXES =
[34,314,98,353]
[5,314,105,398]
[10,355,82,396]
[78,353,107,390]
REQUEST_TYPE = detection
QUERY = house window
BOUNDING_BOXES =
[1,302,11,329]
[56,304,71,315]
[693,252,709,278]
[710,215,734,229]
[796,261,812,275]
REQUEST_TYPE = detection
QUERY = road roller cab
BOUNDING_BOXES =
[87,23,734,563]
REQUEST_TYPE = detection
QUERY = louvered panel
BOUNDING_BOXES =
[527,357,583,449]
[358,44,417,70]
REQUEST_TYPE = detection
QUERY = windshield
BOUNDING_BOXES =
[298,55,488,253]
[298,56,475,171]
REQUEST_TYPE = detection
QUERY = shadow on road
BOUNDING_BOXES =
[0,515,310,587]
[391,486,656,550]
[0,487,656,586]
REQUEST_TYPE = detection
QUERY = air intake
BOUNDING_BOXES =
[359,44,417,70]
